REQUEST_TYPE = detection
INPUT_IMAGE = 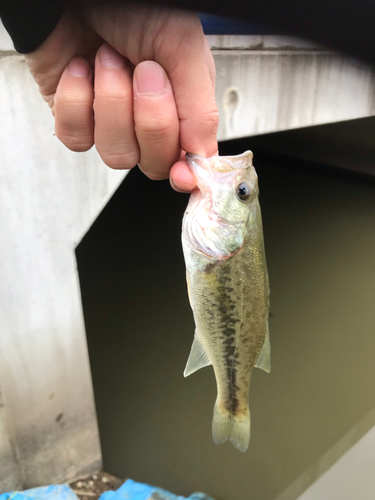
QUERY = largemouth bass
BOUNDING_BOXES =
[182,151,270,453]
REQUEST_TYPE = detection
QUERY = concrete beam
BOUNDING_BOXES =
[210,36,375,140]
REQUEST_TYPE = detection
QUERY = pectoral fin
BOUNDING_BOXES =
[183,333,211,377]
[255,327,271,373]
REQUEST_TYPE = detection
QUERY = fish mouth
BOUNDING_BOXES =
[186,151,253,173]
[186,151,253,161]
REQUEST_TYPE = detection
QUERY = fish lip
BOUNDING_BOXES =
[186,151,252,161]
[186,151,253,175]
[185,152,211,161]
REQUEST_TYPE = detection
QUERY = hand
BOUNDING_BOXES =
[24,3,219,192]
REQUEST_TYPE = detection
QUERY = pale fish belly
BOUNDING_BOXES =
[183,221,270,452]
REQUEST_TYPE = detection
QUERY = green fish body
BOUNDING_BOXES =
[182,151,270,452]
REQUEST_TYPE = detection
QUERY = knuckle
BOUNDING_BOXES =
[101,150,139,170]
[202,106,219,137]
[94,89,131,108]
[56,92,91,110]
[136,116,176,138]
[57,132,93,152]
[140,168,168,181]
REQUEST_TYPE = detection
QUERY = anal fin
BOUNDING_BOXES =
[184,333,211,377]
[255,326,271,373]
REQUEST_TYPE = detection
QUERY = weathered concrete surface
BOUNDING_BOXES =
[0,52,126,489]
[212,43,375,140]
[0,24,14,51]
[0,387,21,490]
[207,34,322,50]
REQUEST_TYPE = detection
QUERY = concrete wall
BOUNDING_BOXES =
[0,37,125,489]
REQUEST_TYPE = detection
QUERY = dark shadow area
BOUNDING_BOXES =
[76,136,375,500]
[248,115,375,178]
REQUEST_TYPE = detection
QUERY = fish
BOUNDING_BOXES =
[181,150,270,453]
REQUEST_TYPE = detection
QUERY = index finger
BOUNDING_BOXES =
[154,13,219,157]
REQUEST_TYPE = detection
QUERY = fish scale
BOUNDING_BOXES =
[182,151,270,452]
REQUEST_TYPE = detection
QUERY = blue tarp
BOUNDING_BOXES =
[0,485,78,500]
[99,480,214,500]
[0,481,214,500]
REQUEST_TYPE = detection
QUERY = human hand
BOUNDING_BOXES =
[24,4,219,192]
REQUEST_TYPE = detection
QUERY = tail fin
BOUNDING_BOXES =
[212,403,250,453]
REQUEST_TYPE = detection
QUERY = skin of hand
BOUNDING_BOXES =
[24,3,219,192]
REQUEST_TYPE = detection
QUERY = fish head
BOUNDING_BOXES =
[183,151,259,260]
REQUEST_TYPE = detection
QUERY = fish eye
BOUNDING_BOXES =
[237,182,251,201]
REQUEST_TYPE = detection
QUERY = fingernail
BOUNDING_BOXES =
[68,59,90,78]
[98,44,127,69]
[135,61,167,96]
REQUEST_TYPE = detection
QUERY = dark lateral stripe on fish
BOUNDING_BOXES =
[209,265,243,415]
[226,367,241,415]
